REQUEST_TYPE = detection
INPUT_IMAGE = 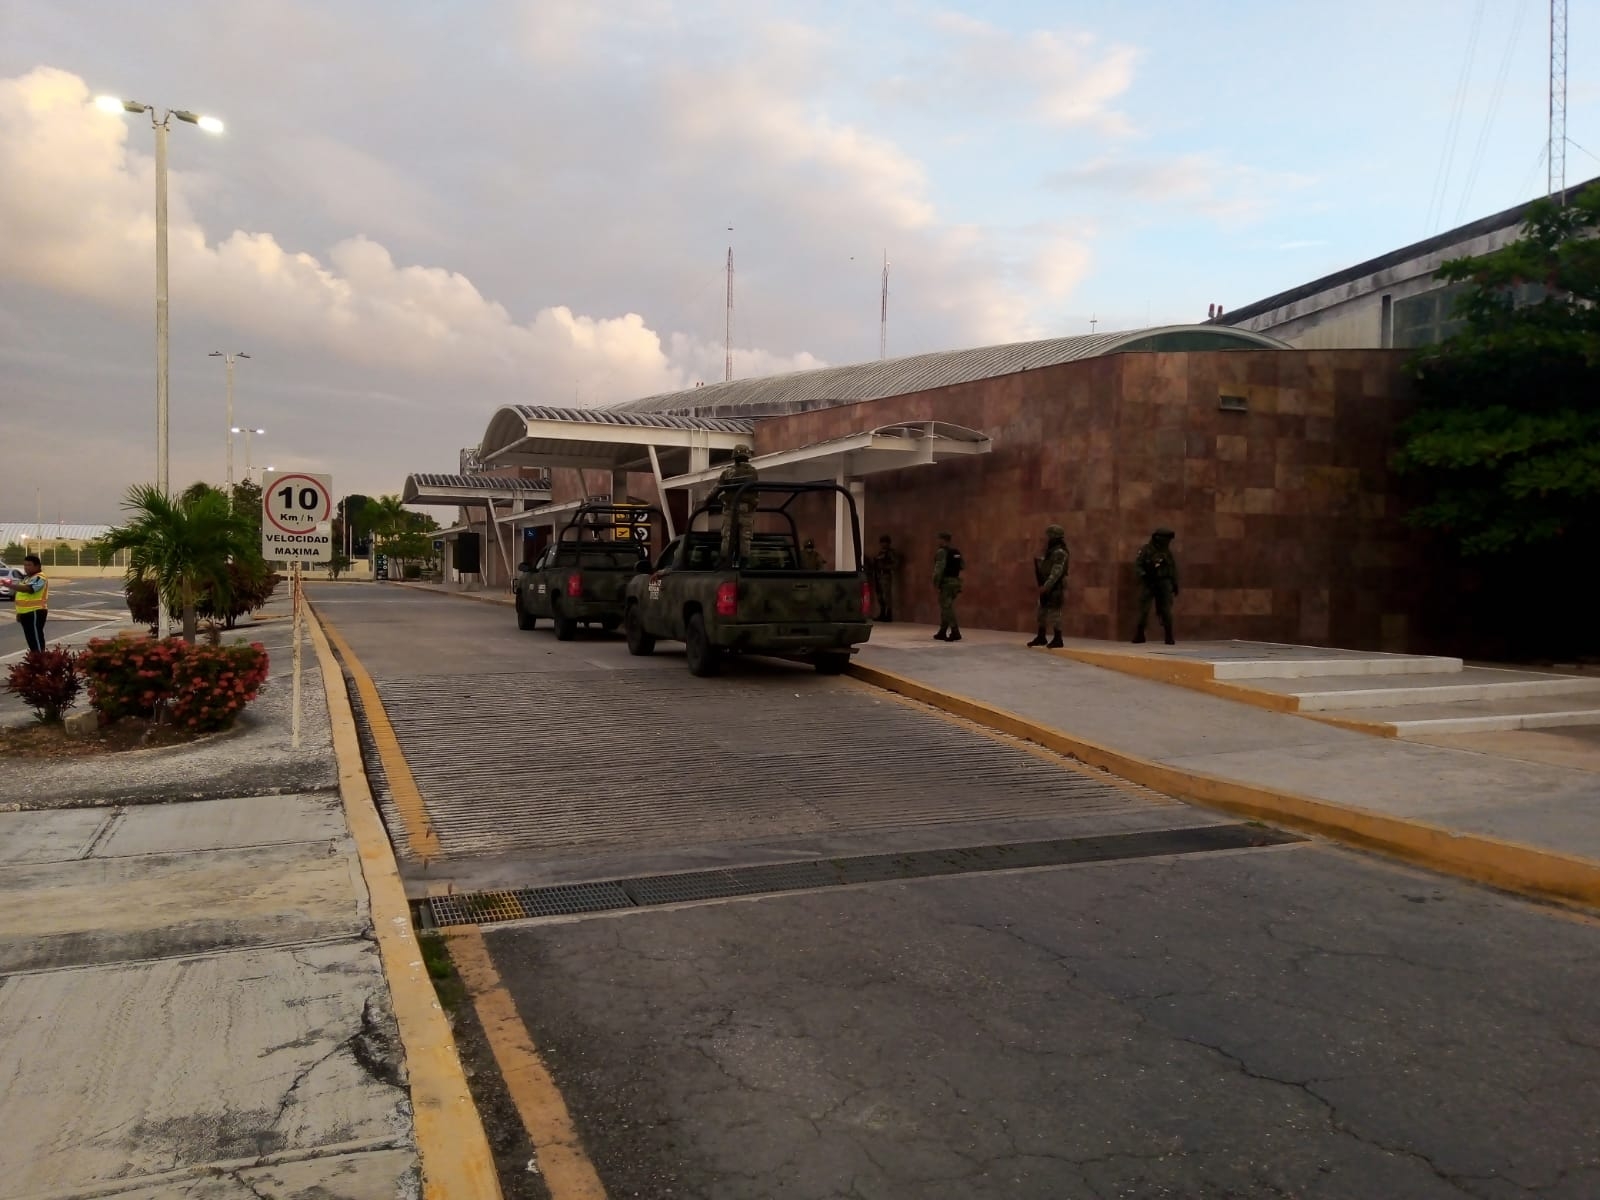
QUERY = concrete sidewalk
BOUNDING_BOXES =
[0,607,495,1199]
[855,623,1600,905]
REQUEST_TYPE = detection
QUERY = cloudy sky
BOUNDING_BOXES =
[2,0,1597,523]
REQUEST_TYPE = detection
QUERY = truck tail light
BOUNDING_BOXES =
[861,580,872,616]
[566,573,582,597]
[715,581,738,617]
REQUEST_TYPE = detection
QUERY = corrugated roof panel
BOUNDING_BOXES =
[610,325,1284,416]
[408,474,550,492]
[0,523,113,545]
[510,405,754,434]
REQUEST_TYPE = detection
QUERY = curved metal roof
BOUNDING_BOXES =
[501,405,753,434]
[611,325,1290,417]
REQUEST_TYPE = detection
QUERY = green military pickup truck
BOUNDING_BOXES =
[623,482,873,676]
[514,503,657,640]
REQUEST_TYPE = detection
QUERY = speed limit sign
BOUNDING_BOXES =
[261,470,334,562]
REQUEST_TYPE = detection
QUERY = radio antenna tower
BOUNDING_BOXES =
[879,251,889,360]
[1550,0,1568,203]
[724,235,734,383]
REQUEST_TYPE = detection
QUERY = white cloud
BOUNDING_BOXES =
[888,12,1139,134]
[1030,235,1093,299]
[0,67,699,404]
[1051,153,1314,224]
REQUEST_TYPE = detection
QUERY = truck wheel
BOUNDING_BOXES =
[625,605,655,656]
[685,614,722,677]
[553,602,577,642]
[814,653,849,675]
[516,599,536,631]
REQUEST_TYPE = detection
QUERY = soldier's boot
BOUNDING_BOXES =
[1048,631,1064,649]
[934,626,948,641]
[1163,624,1175,646]
[947,626,962,642]
[1132,625,1147,644]
[1027,630,1048,647]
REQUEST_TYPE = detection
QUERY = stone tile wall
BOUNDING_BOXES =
[753,349,1422,650]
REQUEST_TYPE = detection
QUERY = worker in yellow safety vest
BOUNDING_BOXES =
[12,554,49,653]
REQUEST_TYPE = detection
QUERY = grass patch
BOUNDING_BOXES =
[417,931,469,1013]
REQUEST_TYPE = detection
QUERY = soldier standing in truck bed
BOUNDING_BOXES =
[716,445,759,565]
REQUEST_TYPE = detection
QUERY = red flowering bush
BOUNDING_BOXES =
[79,634,269,732]
[4,648,83,723]
[78,634,186,721]
[169,642,270,732]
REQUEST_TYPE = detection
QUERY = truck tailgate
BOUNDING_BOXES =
[737,573,865,624]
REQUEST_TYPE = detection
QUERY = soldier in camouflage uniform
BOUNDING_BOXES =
[1028,524,1069,649]
[1133,527,1179,645]
[871,534,902,621]
[801,539,825,570]
[716,445,759,565]
[932,532,963,642]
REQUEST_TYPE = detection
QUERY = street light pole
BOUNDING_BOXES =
[96,95,223,639]
[211,351,250,491]
[233,427,265,480]
[155,118,169,521]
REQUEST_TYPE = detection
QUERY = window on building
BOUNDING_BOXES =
[1392,280,1550,349]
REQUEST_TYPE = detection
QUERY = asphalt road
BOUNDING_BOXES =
[314,584,1600,1200]
[0,578,129,659]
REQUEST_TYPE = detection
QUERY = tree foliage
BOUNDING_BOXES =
[1394,188,1600,557]
[366,494,440,571]
[338,493,375,554]
[97,485,264,643]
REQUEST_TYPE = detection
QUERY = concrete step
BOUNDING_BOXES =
[1328,693,1600,736]
[1211,652,1462,681]
[1244,667,1600,712]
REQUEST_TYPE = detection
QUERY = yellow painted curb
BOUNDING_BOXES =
[317,615,444,863]
[1053,645,1400,737]
[448,928,611,1200]
[848,661,1600,910]
[306,606,504,1200]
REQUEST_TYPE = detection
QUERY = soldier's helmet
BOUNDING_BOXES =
[1152,527,1175,542]
[804,539,815,549]
[1046,524,1065,540]
[732,444,752,462]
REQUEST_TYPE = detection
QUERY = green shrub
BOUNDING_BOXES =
[78,634,186,721]
[4,648,83,723]
[124,562,281,631]
[168,641,270,732]
[79,633,269,732]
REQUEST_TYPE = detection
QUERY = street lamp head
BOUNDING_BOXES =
[172,110,224,134]
[95,95,150,116]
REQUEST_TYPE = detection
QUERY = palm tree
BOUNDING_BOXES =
[97,484,261,643]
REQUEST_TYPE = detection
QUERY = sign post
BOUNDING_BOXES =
[261,471,334,751]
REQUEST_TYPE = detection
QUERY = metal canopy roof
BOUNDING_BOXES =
[612,325,1290,418]
[478,404,754,473]
[401,473,553,505]
[664,421,992,489]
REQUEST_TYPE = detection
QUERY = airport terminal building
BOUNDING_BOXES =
[408,325,1428,651]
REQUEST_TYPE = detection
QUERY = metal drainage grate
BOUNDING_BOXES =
[422,823,1300,927]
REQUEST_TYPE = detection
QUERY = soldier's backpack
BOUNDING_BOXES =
[945,548,964,577]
